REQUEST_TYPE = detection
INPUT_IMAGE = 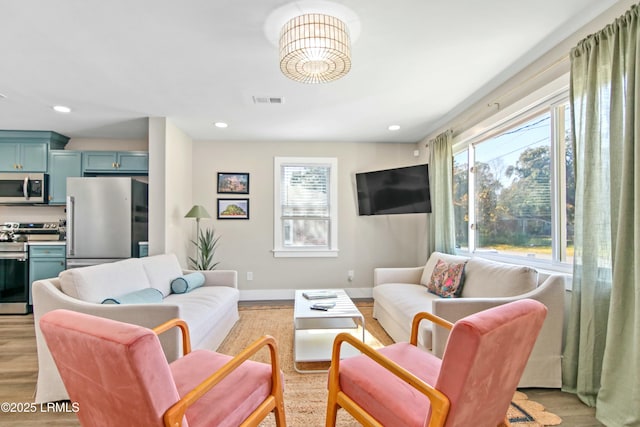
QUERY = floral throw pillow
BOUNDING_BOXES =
[427,259,467,298]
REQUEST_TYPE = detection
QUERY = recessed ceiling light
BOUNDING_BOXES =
[388,125,400,131]
[214,122,228,128]
[53,105,71,113]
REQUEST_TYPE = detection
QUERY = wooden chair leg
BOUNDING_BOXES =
[326,377,339,426]
[326,399,339,427]
[273,390,286,426]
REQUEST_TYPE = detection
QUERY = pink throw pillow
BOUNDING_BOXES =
[427,259,466,298]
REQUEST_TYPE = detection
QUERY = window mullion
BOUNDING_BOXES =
[554,103,568,263]
[550,105,560,263]
[468,144,476,253]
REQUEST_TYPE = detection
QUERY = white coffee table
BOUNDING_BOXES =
[293,289,365,373]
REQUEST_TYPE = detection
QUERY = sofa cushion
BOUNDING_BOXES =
[164,285,239,347]
[420,252,470,286]
[372,283,440,348]
[59,258,150,303]
[427,259,466,298]
[141,254,184,297]
[102,288,163,304]
[461,257,538,298]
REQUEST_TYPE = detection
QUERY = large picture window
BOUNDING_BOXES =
[453,98,574,270]
[273,157,338,257]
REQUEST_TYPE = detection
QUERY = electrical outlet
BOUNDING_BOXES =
[247,272,253,281]
[347,270,354,282]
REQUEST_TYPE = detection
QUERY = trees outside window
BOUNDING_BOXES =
[453,101,574,267]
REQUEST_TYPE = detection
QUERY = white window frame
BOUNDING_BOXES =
[273,156,339,258]
[452,76,573,274]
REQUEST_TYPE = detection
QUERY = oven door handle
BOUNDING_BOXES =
[23,176,30,199]
[0,253,27,261]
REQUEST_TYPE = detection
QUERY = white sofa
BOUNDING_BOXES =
[373,251,566,388]
[32,253,239,403]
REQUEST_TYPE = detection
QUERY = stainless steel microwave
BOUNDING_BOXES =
[0,173,48,204]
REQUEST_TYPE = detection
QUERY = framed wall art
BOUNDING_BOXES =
[217,172,249,194]
[217,198,249,219]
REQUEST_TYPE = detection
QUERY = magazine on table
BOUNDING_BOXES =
[302,290,338,300]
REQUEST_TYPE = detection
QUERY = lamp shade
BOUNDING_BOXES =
[185,205,211,220]
[279,13,351,84]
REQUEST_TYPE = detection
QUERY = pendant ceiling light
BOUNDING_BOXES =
[279,13,351,84]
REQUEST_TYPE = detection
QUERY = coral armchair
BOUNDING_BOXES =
[39,309,286,427]
[326,299,547,427]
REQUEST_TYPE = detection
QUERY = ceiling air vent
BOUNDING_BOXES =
[253,96,284,104]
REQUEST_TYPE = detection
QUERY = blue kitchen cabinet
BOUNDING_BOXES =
[0,143,20,171]
[28,245,66,305]
[82,151,148,173]
[48,151,82,204]
[0,142,48,172]
[82,151,117,170]
[0,131,69,172]
[118,152,149,172]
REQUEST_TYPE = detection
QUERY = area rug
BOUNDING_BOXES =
[217,303,562,426]
[508,391,562,426]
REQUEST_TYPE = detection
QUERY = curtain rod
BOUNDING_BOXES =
[486,53,570,110]
[425,52,570,147]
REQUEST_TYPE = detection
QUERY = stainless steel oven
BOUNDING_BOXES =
[0,242,29,314]
[0,173,48,204]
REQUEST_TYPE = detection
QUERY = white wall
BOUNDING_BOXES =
[163,120,193,266]
[192,140,427,300]
[148,118,166,258]
[148,118,194,267]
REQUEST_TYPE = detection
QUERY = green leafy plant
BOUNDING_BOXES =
[189,227,220,270]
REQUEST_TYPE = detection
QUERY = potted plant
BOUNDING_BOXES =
[189,227,220,270]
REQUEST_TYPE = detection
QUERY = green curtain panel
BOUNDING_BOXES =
[428,129,456,254]
[563,4,640,426]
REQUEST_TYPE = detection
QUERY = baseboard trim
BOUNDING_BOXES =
[239,287,373,301]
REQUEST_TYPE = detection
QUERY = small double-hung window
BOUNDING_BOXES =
[273,157,338,257]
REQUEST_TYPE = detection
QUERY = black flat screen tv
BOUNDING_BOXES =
[356,164,431,215]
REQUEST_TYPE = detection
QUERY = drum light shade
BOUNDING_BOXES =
[279,13,351,84]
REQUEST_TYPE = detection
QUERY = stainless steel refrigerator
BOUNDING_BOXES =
[66,177,148,268]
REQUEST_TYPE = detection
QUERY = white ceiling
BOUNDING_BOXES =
[0,0,619,144]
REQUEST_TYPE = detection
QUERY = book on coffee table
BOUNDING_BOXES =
[302,290,338,300]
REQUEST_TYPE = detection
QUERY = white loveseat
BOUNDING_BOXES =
[32,253,239,403]
[373,251,566,388]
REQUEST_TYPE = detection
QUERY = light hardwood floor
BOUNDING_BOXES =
[0,313,603,426]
